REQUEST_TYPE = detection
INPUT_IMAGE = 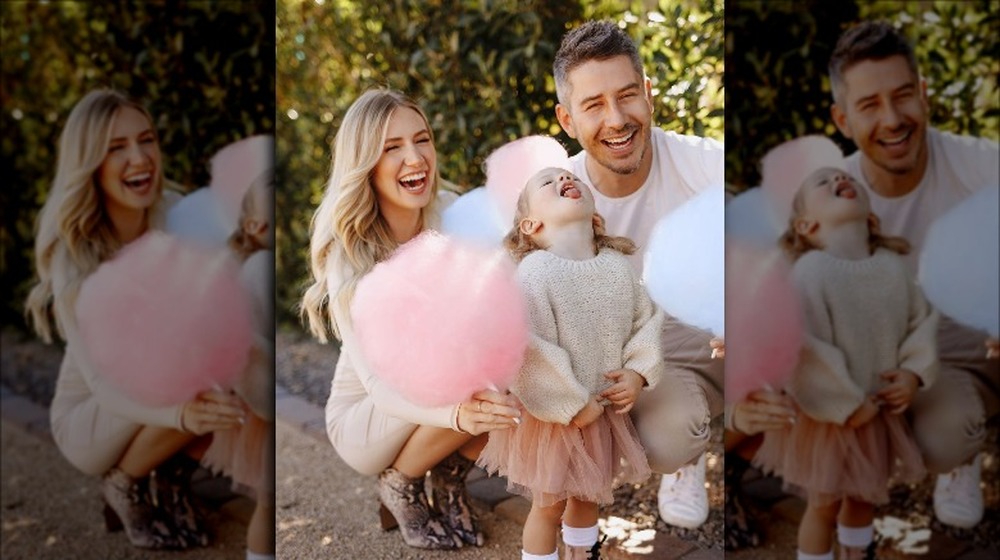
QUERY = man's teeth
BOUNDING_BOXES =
[881,132,909,145]
[604,132,633,146]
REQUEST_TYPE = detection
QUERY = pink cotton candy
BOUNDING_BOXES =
[209,135,274,230]
[725,240,803,403]
[485,135,570,225]
[75,232,253,407]
[351,231,529,407]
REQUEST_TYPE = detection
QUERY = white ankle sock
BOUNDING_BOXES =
[796,550,834,560]
[837,523,874,548]
[561,523,599,547]
[246,551,275,560]
[522,550,559,560]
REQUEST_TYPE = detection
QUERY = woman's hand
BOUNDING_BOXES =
[455,389,521,436]
[846,395,880,428]
[600,368,645,414]
[181,390,245,435]
[875,369,920,414]
[572,396,604,429]
[730,388,796,435]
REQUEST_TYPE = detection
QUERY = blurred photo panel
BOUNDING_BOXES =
[724,1,998,557]
[2,1,275,558]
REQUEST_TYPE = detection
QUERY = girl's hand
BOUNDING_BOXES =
[875,369,920,414]
[846,395,880,428]
[710,337,725,359]
[181,390,245,435]
[455,389,521,435]
[730,388,796,435]
[600,368,645,414]
[572,396,604,429]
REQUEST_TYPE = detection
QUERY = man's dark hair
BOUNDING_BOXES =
[829,21,920,104]
[553,20,644,106]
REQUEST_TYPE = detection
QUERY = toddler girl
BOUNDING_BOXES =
[754,167,938,560]
[477,167,663,560]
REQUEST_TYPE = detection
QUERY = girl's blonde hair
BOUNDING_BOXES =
[228,168,274,261]
[301,89,441,342]
[779,169,910,261]
[503,179,636,262]
[25,89,168,343]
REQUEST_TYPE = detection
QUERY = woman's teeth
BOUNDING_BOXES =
[399,171,427,191]
[123,173,152,189]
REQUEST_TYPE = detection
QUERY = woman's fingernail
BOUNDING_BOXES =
[513,417,521,425]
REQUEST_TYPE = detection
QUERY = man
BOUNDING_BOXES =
[830,20,999,530]
[553,20,725,532]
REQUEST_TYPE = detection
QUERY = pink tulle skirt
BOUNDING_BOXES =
[202,405,271,496]
[476,406,651,508]
[753,407,925,506]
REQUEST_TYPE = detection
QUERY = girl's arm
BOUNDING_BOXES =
[786,264,866,425]
[327,262,460,431]
[622,264,665,389]
[512,272,590,425]
[896,277,940,389]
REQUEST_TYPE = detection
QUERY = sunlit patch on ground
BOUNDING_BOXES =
[875,513,932,556]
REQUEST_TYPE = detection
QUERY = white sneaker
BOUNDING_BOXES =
[933,453,984,529]
[658,453,709,529]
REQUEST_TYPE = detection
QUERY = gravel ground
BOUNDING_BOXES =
[275,327,727,551]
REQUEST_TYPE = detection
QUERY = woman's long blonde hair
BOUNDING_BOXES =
[25,89,168,343]
[301,89,441,342]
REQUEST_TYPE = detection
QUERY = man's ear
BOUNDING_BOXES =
[831,103,852,140]
[519,218,542,236]
[556,103,577,139]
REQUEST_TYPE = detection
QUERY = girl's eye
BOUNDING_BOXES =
[109,145,124,153]
[416,137,431,144]
[140,136,155,144]
[384,145,399,152]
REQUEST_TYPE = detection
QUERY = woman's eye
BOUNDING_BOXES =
[108,145,124,153]
[384,145,399,152]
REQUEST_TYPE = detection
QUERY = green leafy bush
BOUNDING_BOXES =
[1,2,275,331]
[276,0,723,327]
[726,0,998,190]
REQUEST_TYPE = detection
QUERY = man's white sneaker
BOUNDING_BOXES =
[933,453,984,529]
[658,453,709,529]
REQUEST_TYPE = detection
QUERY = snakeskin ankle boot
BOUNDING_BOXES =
[377,467,462,549]
[429,452,484,546]
[150,454,209,548]
[102,467,183,549]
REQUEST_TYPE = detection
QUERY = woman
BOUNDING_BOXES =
[25,89,246,550]
[302,88,522,550]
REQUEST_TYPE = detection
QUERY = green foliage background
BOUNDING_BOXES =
[1,1,275,331]
[726,0,999,190]
[276,0,724,327]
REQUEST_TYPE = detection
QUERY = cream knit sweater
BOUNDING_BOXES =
[788,248,939,425]
[513,247,665,425]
